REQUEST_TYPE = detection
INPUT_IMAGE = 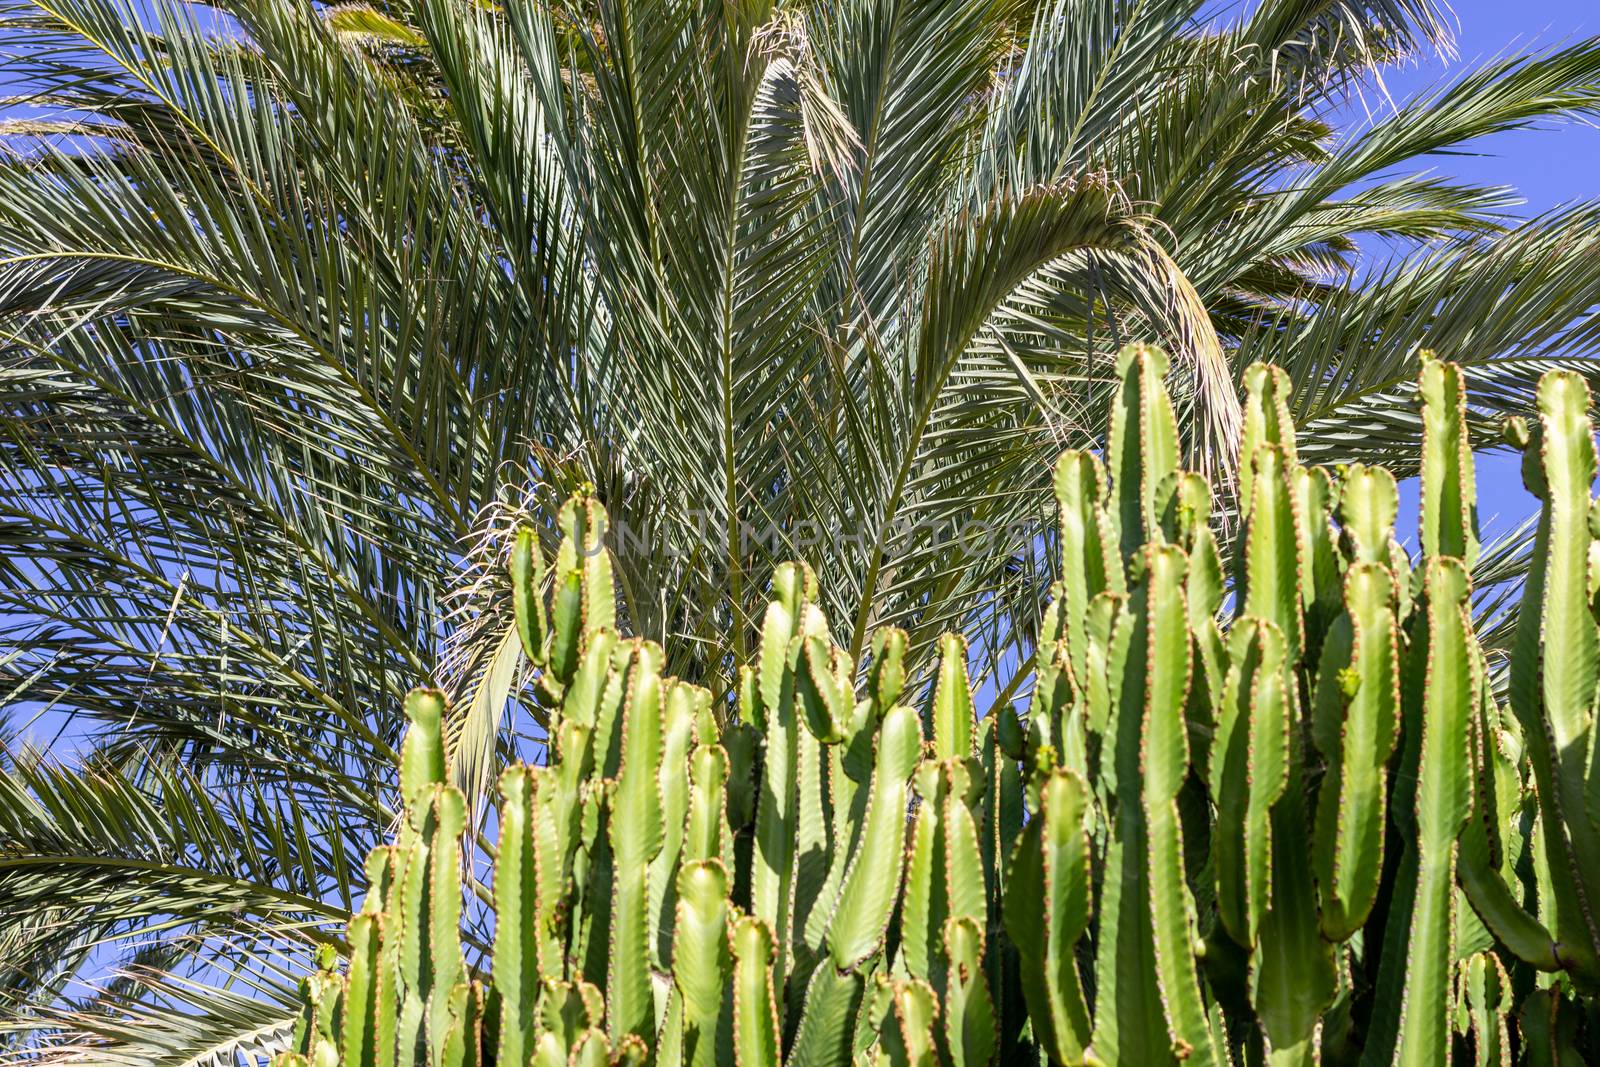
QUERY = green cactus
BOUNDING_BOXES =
[673,859,731,1067]
[279,345,1600,1066]
[1213,615,1289,949]
[733,916,783,1067]
[1460,951,1513,1067]
[1003,766,1092,1064]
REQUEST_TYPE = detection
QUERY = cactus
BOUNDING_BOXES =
[280,346,1600,1065]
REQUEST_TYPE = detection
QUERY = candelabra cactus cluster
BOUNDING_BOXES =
[277,346,1600,1065]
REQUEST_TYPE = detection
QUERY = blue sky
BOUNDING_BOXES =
[1394,0,1599,217]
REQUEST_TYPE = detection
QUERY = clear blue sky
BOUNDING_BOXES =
[1390,0,1599,218]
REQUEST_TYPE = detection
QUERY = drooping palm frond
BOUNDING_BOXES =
[8,950,303,1066]
[5,0,1600,1057]
[0,745,361,1059]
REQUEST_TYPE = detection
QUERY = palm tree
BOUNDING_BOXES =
[4,0,1600,1057]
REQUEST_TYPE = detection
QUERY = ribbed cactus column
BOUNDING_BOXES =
[1500,371,1600,991]
[1004,765,1092,1063]
[1311,470,1400,943]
